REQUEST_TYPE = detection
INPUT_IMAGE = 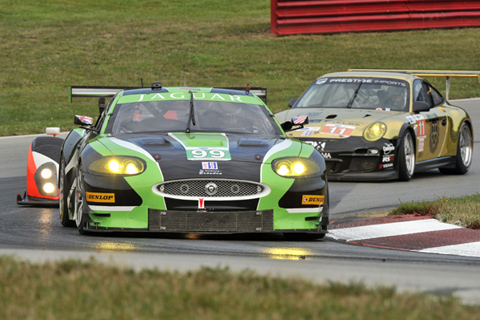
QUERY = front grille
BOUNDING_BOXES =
[154,179,269,200]
[148,209,274,233]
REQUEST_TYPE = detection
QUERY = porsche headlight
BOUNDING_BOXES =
[89,156,146,175]
[272,157,321,178]
[364,122,386,142]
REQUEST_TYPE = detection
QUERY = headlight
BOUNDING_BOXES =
[272,157,321,178]
[364,122,386,142]
[89,156,146,175]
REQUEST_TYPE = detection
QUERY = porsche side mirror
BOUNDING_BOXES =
[281,116,309,132]
[281,121,293,131]
[288,98,298,108]
[413,101,431,113]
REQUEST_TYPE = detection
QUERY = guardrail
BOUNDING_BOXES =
[271,0,480,35]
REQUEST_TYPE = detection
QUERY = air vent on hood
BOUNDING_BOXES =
[238,139,268,147]
[140,138,169,146]
[326,114,337,119]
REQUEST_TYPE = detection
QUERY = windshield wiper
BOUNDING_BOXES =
[186,91,196,133]
[346,82,363,109]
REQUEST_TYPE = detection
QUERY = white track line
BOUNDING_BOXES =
[416,242,480,258]
[329,219,461,241]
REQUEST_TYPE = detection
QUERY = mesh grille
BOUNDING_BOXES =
[158,180,263,198]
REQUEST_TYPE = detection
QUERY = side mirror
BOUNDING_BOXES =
[281,121,293,131]
[413,101,431,113]
[281,116,309,132]
[288,98,298,108]
[74,115,94,126]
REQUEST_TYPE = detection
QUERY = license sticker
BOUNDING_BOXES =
[86,192,115,203]
[302,195,325,205]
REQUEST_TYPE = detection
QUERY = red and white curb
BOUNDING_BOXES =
[328,215,480,258]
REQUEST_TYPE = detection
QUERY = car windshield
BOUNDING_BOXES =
[109,100,281,136]
[295,77,410,111]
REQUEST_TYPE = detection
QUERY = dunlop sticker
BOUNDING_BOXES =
[302,195,325,205]
[86,192,115,203]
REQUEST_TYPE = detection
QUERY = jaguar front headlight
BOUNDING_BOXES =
[364,122,386,142]
[89,156,146,175]
[272,157,321,178]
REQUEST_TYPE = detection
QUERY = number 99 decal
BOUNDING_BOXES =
[187,148,231,160]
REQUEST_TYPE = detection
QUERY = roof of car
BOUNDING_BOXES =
[319,71,416,81]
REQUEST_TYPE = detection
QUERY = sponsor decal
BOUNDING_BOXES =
[321,152,332,159]
[305,140,326,151]
[202,162,218,170]
[137,92,243,102]
[418,138,425,152]
[321,124,355,137]
[379,163,394,169]
[316,78,328,85]
[383,143,395,155]
[302,195,325,205]
[86,192,115,203]
[200,161,222,175]
[406,116,416,124]
[383,156,394,162]
[429,121,439,153]
[198,198,205,210]
[301,131,313,137]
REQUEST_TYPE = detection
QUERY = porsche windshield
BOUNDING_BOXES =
[109,100,281,136]
[295,77,410,111]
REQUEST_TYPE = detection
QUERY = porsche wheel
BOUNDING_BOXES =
[398,131,415,181]
[59,158,75,227]
[74,163,88,235]
[440,123,473,175]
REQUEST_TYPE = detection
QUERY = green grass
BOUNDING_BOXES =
[1,256,479,320]
[1,0,480,136]
[390,194,480,229]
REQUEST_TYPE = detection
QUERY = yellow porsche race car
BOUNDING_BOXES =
[275,69,477,181]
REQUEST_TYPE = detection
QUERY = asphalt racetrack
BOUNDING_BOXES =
[1,99,480,303]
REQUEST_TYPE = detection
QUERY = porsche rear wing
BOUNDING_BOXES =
[69,86,268,103]
[348,69,480,100]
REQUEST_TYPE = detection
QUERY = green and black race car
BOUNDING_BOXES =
[58,83,329,239]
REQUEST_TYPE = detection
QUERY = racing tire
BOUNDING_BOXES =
[74,163,88,235]
[439,123,473,175]
[398,130,415,181]
[59,158,75,227]
[283,233,325,241]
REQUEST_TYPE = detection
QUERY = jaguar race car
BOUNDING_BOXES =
[58,83,329,239]
[275,70,477,181]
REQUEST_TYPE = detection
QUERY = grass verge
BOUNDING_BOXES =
[389,194,480,229]
[1,256,479,319]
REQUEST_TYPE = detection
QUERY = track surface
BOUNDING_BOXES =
[1,99,480,303]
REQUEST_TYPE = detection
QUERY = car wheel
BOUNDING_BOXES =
[283,233,325,241]
[439,123,473,175]
[74,163,88,235]
[59,158,75,227]
[398,130,415,181]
